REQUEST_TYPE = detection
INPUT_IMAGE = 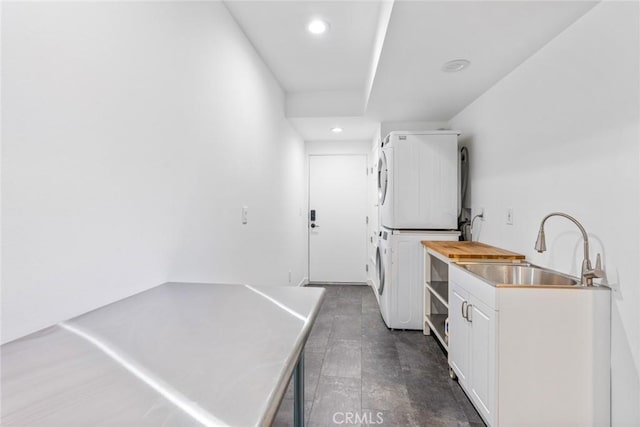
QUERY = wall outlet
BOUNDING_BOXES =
[242,206,248,224]
[506,208,514,225]
[479,207,485,221]
[288,270,292,283]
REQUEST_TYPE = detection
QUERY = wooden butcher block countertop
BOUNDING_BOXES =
[421,240,525,260]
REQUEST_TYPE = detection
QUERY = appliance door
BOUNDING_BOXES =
[377,152,388,206]
[379,144,394,229]
[376,245,385,296]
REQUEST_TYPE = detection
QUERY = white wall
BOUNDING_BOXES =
[1,2,307,343]
[449,2,639,425]
[286,90,363,118]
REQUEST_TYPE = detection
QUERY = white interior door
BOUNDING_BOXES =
[309,155,368,283]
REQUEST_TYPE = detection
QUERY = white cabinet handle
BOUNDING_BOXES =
[461,301,468,320]
[466,304,473,323]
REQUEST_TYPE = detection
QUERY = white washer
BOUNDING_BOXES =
[376,228,459,330]
[378,131,459,230]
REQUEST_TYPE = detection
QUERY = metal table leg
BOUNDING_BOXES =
[293,351,305,427]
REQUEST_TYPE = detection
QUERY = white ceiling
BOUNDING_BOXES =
[366,1,599,122]
[224,1,381,93]
[287,116,380,142]
[224,0,598,141]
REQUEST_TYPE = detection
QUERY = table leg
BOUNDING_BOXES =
[293,351,305,427]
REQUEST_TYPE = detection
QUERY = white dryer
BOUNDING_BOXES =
[378,131,459,230]
[376,228,459,330]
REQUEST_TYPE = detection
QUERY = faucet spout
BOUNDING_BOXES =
[534,212,602,286]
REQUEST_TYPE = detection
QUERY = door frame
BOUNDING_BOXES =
[307,153,369,284]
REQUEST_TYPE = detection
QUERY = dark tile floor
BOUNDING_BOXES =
[273,284,485,427]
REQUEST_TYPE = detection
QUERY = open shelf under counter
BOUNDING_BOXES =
[423,249,450,349]
[426,280,448,306]
[424,313,448,351]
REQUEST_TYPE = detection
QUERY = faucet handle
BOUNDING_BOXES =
[591,253,606,281]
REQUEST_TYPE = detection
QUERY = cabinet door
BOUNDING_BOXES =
[448,282,469,385]
[468,297,495,425]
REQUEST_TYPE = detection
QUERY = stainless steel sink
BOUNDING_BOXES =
[461,263,580,287]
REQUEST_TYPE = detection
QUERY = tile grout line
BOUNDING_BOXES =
[307,291,335,425]
[360,293,364,426]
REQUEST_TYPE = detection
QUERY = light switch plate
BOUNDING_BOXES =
[242,206,248,224]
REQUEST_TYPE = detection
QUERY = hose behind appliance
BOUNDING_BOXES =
[459,146,471,240]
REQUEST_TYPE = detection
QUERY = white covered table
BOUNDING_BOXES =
[1,282,325,426]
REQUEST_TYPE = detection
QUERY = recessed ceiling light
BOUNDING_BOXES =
[442,59,470,73]
[331,127,343,133]
[308,19,329,35]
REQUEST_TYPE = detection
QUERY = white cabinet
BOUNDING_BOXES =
[448,263,611,427]
[448,285,468,383]
[449,269,496,425]
[467,297,494,419]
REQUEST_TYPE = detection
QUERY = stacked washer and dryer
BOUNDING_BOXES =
[375,131,460,330]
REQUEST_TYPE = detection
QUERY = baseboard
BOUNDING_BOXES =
[297,277,309,287]
[367,279,374,288]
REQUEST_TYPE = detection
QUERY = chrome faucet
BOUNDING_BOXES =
[534,212,604,286]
